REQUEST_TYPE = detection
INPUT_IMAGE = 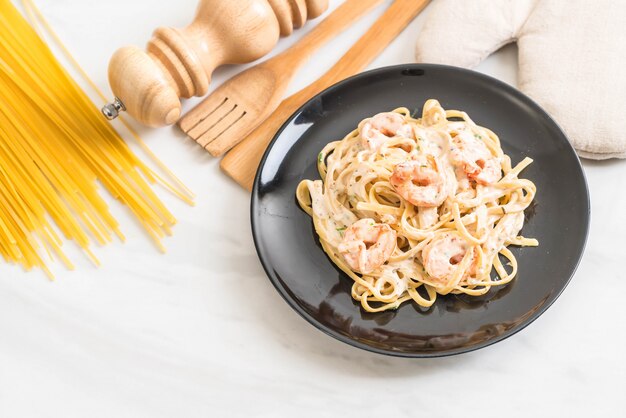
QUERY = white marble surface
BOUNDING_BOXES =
[0,1,624,417]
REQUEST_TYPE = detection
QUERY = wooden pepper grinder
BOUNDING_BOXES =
[102,0,329,127]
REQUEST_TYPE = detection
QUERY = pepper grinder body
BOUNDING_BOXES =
[104,0,328,127]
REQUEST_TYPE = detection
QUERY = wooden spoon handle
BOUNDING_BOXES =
[273,0,385,71]
[221,0,431,190]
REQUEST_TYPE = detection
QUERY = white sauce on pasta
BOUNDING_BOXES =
[297,100,538,312]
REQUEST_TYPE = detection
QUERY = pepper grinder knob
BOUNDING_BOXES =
[102,97,126,120]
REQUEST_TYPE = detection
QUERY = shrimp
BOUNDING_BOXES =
[450,131,502,185]
[422,232,476,282]
[338,218,397,274]
[390,157,448,207]
[359,112,413,151]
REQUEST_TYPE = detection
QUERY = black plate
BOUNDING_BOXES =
[251,64,590,357]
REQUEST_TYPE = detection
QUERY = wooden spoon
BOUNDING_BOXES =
[178,0,384,156]
[221,0,431,190]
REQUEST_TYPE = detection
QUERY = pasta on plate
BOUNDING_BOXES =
[296,99,538,312]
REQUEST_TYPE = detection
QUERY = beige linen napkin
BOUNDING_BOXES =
[415,0,626,159]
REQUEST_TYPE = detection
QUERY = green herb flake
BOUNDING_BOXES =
[318,152,324,164]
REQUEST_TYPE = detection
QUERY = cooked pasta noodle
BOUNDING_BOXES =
[296,100,537,312]
[0,0,193,277]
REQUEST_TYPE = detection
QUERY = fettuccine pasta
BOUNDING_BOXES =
[296,99,537,312]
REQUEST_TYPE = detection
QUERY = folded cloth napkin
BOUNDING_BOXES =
[415,0,626,159]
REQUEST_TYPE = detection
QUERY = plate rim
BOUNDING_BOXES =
[250,63,591,358]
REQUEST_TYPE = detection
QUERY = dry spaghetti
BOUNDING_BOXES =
[296,99,537,312]
[0,0,193,277]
